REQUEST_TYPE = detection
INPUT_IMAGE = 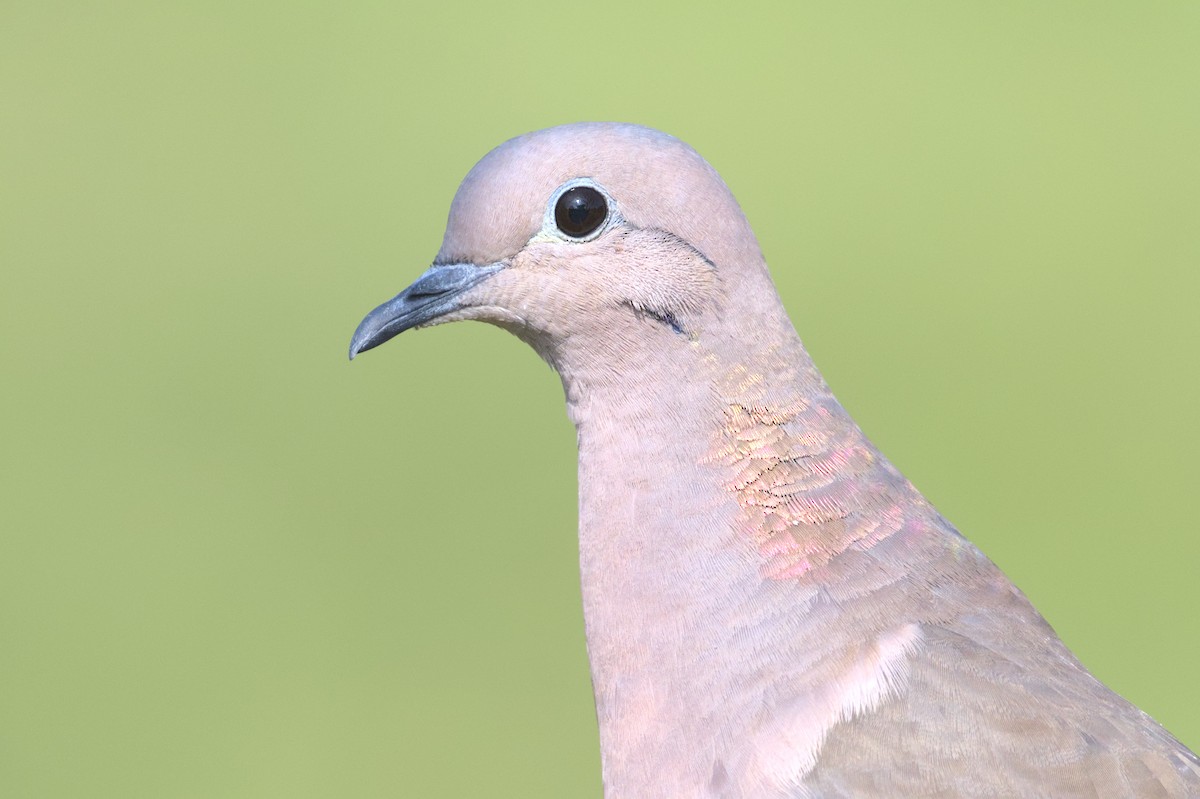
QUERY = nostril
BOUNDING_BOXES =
[408,264,480,297]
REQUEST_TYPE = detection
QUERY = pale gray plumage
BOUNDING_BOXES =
[349,123,1199,798]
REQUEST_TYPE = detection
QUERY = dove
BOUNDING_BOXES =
[349,123,1199,798]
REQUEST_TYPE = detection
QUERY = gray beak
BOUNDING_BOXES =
[348,263,504,360]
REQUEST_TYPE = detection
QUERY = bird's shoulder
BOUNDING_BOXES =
[710,372,1199,796]
[754,517,1200,798]
[793,612,1200,798]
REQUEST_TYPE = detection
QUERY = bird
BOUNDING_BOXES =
[348,123,1199,798]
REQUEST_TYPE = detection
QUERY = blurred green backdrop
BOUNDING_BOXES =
[2,2,1198,796]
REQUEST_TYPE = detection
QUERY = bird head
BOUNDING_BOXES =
[349,123,779,369]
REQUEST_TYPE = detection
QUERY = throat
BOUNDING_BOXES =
[574,388,750,796]
[559,339,740,793]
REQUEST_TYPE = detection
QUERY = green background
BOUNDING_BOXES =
[2,2,1197,796]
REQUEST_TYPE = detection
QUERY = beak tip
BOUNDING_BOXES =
[348,315,386,361]
[348,334,373,361]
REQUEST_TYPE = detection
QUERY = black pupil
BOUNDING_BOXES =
[555,186,607,238]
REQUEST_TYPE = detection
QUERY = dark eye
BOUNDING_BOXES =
[554,185,608,238]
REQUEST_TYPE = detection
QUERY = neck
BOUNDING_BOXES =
[551,300,927,797]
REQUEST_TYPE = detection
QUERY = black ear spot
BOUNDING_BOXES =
[554,186,608,238]
[621,301,688,337]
